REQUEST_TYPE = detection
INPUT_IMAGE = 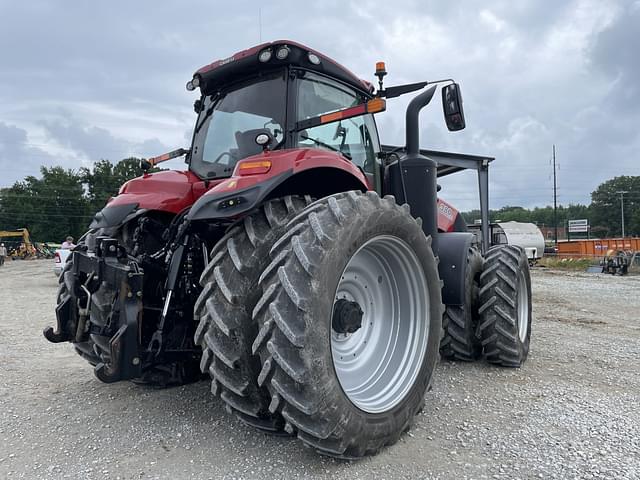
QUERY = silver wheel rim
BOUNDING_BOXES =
[331,235,430,414]
[517,269,529,342]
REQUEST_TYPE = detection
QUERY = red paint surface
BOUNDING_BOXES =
[437,198,460,232]
[107,149,368,214]
[108,170,219,214]
[201,148,369,198]
[107,152,462,229]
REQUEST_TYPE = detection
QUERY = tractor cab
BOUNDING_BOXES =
[186,41,383,188]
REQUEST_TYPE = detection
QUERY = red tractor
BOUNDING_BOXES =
[45,41,532,458]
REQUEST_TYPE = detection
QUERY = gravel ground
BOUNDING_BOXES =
[1,260,639,480]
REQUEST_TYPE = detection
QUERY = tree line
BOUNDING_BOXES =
[461,175,639,238]
[0,158,149,243]
[0,158,637,242]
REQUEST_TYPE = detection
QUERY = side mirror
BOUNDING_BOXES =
[442,83,466,131]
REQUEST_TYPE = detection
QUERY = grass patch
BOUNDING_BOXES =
[538,257,595,270]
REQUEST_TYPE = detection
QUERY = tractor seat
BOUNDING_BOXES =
[234,129,271,160]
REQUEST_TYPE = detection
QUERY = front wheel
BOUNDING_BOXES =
[252,191,443,458]
[478,245,532,367]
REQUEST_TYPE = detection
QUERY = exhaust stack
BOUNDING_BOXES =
[398,85,440,253]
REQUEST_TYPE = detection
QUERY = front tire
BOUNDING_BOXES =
[478,245,532,367]
[252,191,443,458]
[194,196,310,432]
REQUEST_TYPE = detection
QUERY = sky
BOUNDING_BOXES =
[0,0,638,211]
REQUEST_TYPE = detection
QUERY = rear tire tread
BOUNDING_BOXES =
[478,245,532,367]
[253,191,442,458]
[194,195,311,432]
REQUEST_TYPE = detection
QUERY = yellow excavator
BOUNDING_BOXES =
[0,228,37,259]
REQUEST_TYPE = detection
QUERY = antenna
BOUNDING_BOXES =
[259,8,262,42]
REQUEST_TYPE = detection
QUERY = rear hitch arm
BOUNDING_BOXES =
[149,233,190,356]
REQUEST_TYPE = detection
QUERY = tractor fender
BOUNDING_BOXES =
[187,170,295,221]
[90,203,147,230]
[438,232,476,306]
[187,149,369,222]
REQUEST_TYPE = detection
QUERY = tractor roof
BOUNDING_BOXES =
[193,40,373,95]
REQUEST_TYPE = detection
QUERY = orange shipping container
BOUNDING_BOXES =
[557,238,640,257]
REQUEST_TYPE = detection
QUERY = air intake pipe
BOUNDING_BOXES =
[399,85,440,253]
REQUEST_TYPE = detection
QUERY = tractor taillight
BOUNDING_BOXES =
[238,160,272,176]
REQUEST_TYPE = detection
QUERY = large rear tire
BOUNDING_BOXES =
[478,245,532,367]
[194,196,311,433]
[252,191,443,458]
[440,247,483,361]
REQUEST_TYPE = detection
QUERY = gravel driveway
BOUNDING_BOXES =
[1,260,638,479]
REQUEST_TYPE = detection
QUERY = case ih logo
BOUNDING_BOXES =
[219,56,235,66]
[438,201,454,220]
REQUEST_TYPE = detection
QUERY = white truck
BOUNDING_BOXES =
[53,248,72,277]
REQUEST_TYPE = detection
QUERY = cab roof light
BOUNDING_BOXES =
[258,48,272,62]
[276,46,290,60]
[308,52,321,65]
[186,75,201,92]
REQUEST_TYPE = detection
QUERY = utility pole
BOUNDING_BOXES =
[552,144,558,244]
[616,190,628,238]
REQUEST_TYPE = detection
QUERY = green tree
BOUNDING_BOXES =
[0,158,148,242]
[0,167,89,242]
[82,157,144,213]
[590,176,640,237]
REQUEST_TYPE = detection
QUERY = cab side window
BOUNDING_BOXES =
[296,72,379,174]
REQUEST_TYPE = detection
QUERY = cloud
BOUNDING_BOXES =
[41,117,170,162]
[589,2,640,110]
[0,122,56,187]
[0,0,637,210]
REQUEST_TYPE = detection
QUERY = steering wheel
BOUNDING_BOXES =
[212,151,233,164]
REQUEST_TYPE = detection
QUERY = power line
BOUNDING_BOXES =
[616,191,628,238]
[552,144,559,244]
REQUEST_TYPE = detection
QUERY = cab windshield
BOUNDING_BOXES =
[191,71,287,179]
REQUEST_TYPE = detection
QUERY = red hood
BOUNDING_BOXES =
[109,170,217,214]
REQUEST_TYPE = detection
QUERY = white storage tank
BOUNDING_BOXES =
[495,222,545,261]
[469,221,546,261]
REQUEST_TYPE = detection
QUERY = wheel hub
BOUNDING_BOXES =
[332,299,363,334]
[330,235,430,414]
